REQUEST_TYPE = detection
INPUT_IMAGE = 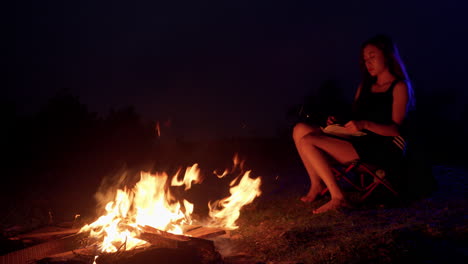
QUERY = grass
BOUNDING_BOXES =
[1,135,466,263]
[215,166,467,264]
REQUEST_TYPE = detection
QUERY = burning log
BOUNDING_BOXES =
[34,247,96,264]
[10,228,81,241]
[6,157,260,264]
[136,225,190,249]
[11,225,226,264]
[185,226,228,239]
[0,232,89,264]
[181,224,228,239]
[138,224,226,243]
[137,225,217,251]
[2,228,83,261]
[0,221,229,264]
[94,245,222,264]
[139,225,190,240]
[91,226,222,264]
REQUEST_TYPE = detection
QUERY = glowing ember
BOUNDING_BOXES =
[155,121,161,138]
[80,159,261,253]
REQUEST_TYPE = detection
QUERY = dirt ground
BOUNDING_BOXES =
[217,164,467,263]
[1,138,467,263]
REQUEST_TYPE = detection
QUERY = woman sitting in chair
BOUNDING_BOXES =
[293,34,415,213]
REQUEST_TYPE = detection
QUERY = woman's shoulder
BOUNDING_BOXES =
[393,79,409,93]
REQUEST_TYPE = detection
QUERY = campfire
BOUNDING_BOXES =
[1,155,262,264]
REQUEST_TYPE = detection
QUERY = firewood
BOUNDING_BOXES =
[136,232,180,249]
[185,226,227,239]
[11,228,80,240]
[24,225,226,264]
[182,224,203,233]
[138,225,190,241]
[137,225,217,252]
[0,232,89,264]
[95,245,222,264]
[34,247,96,264]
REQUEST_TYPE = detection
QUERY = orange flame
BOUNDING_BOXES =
[80,167,199,252]
[208,170,261,229]
[213,153,244,178]
[171,164,202,190]
[80,157,261,253]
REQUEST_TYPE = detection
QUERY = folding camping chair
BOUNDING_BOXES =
[321,159,400,202]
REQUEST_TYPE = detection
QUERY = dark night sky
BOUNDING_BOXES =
[4,0,468,140]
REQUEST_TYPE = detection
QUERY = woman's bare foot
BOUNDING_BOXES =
[300,184,326,203]
[300,193,320,203]
[312,198,350,214]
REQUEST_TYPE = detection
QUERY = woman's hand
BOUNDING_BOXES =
[344,120,366,133]
[326,116,337,126]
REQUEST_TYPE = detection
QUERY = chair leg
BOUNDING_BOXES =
[360,182,379,201]
[321,164,365,196]
[319,162,399,203]
[358,164,399,196]
[357,164,399,202]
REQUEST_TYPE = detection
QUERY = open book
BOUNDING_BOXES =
[321,124,367,138]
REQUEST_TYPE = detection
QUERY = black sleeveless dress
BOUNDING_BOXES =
[350,79,407,170]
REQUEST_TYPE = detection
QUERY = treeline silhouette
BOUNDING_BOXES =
[1,91,159,228]
[0,90,296,231]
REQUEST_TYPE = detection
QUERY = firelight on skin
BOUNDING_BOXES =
[293,35,414,214]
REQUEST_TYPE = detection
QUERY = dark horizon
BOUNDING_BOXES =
[4,0,468,140]
[2,3,468,259]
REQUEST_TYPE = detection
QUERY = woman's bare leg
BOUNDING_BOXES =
[293,123,360,213]
[293,123,326,202]
[297,146,326,202]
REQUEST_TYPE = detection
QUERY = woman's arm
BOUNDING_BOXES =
[351,84,362,110]
[354,84,363,101]
[361,120,400,136]
[346,81,409,136]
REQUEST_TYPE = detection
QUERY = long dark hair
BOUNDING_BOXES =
[358,34,415,111]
